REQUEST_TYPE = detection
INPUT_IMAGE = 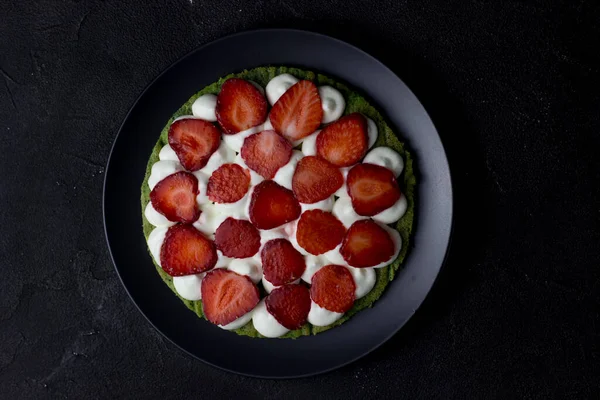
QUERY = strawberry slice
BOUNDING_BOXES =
[160,225,217,276]
[201,269,260,326]
[168,118,221,171]
[216,78,268,134]
[150,171,200,223]
[310,265,356,313]
[214,218,261,258]
[296,210,346,255]
[241,130,293,179]
[249,180,301,230]
[265,284,311,330]
[346,163,401,216]
[261,239,306,286]
[340,220,395,268]
[292,156,343,203]
[269,80,323,141]
[316,113,368,167]
[207,163,251,203]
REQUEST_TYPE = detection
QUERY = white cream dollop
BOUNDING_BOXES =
[148,160,183,190]
[323,243,347,265]
[372,195,408,225]
[147,227,168,266]
[301,130,320,156]
[273,150,303,190]
[265,74,299,105]
[332,196,366,228]
[300,196,335,212]
[199,142,236,176]
[223,126,260,153]
[191,94,217,121]
[144,202,176,227]
[333,167,351,198]
[220,311,253,330]
[262,277,300,294]
[193,203,228,239]
[301,254,328,283]
[346,267,376,299]
[222,118,273,152]
[173,273,204,301]
[191,170,209,204]
[307,301,344,326]
[227,259,262,284]
[252,300,289,337]
[212,191,250,220]
[319,86,345,124]
[363,147,404,177]
[158,144,179,161]
[366,117,378,149]
[214,251,234,269]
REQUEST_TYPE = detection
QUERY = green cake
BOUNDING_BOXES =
[140,66,416,338]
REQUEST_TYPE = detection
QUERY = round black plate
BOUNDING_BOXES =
[104,29,453,378]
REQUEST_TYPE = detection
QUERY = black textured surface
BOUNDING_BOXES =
[1,0,599,398]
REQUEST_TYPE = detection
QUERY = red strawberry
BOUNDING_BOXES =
[340,220,395,268]
[310,265,356,313]
[265,284,311,330]
[346,163,401,216]
[316,113,368,167]
[269,80,323,141]
[296,210,346,255]
[249,180,301,230]
[261,239,306,286]
[168,118,221,171]
[150,171,200,223]
[216,78,268,134]
[207,163,251,203]
[214,218,261,258]
[292,156,343,203]
[201,269,260,326]
[241,130,293,179]
[160,225,217,276]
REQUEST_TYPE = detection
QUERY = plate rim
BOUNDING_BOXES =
[103,28,454,379]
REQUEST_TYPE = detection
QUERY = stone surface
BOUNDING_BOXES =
[1,0,599,398]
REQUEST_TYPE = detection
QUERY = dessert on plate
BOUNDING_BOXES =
[141,66,415,338]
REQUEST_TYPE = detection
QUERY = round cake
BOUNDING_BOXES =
[140,66,416,338]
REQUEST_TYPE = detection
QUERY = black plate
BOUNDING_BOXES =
[103,29,453,378]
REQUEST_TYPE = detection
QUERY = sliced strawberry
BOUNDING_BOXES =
[340,220,395,268]
[346,163,401,216]
[160,225,217,276]
[292,156,343,203]
[261,239,306,286]
[214,218,261,258]
[265,284,311,330]
[241,130,293,179]
[316,113,368,167]
[310,265,356,313]
[249,180,301,230]
[296,210,346,255]
[150,171,200,223]
[269,80,323,141]
[201,269,260,326]
[216,78,268,134]
[168,118,221,171]
[207,163,251,203]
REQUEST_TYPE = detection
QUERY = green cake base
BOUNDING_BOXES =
[140,66,416,338]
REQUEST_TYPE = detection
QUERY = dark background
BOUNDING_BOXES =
[1,0,599,398]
